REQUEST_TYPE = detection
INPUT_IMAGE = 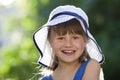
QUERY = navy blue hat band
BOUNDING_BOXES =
[50,11,89,30]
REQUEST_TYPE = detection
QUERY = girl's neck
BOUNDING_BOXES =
[57,61,80,71]
[52,61,81,80]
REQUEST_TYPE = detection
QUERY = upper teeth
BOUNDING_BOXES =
[63,51,74,53]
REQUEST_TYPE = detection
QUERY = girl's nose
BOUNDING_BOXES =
[64,37,72,48]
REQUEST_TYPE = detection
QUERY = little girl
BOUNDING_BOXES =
[33,5,104,80]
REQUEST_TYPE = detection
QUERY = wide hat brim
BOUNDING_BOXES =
[33,5,104,67]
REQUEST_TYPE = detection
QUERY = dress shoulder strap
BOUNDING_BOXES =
[73,59,90,80]
[41,75,53,80]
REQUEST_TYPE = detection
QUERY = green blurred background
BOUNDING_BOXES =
[0,0,120,80]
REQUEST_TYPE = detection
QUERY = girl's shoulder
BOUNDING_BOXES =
[85,59,100,73]
[87,59,100,68]
[82,59,100,80]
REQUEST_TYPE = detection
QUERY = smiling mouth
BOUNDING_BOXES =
[61,50,76,56]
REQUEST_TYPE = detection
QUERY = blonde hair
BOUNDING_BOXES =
[48,19,90,70]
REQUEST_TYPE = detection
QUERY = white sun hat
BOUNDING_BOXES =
[33,5,105,67]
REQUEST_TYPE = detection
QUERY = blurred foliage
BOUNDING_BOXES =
[0,0,120,80]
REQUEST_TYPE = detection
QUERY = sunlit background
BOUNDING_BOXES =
[0,0,120,80]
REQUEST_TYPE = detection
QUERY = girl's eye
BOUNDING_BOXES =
[57,37,64,40]
[73,36,79,39]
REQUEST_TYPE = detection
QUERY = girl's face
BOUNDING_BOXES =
[49,32,87,64]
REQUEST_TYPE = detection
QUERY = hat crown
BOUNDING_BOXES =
[48,5,89,27]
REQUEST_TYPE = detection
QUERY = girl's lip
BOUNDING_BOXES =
[61,50,76,56]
